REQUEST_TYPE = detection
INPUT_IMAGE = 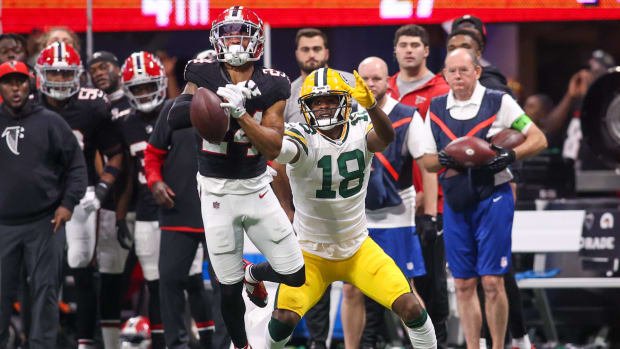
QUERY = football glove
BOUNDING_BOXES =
[438,149,459,169]
[343,70,377,110]
[415,215,438,247]
[217,84,247,119]
[80,190,101,213]
[485,144,516,172]
[236,80,261,99]
[116,219,133,249]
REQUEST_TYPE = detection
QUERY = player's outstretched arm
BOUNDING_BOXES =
[345,71,394,152]
[167,82,197,130]
[237,99,286,160]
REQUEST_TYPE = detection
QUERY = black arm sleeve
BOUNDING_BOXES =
[168,94,193,130]
[149,100,174,149]
[56,121,87,211]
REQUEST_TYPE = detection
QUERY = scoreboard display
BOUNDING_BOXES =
[4,0,620,33]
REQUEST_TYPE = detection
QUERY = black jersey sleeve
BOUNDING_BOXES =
[149,100,173,150]
[93,97,123,156]
[260,69,292,108]
[49,111,87,210]
[184,58,213,86]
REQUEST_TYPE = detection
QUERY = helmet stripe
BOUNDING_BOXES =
[232,6,240,17]
[135,52,143,72]
[57,43,63,65]
[322,67,328,87]
[313,69,320,87]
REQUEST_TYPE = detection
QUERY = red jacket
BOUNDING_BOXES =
[388,72,450,214]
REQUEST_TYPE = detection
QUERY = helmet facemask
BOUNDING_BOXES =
[299,87,351,131]
[210,21,264,66]
[124,78,167,113]
[37,65,82,100]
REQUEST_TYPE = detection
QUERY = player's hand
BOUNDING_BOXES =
[485,144,516,172]
[116,219,133,249]
[438,149,459,169]
[51,206,72,232]
[415,214,437,247]
[152,181,175,209]
[217,84,247,119]
[236,80,261,99]
[343,70,377,110]
[80,191,101,213]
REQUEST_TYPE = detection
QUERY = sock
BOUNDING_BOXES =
[265,318,294,349]
[220,282,248,348]
[404,309,437,349]
[196,320,215,348]
[480,337,488,349]
[100,273,123,349]
[147,280,165,349]
[245,264,259,283]
[512,335,532,349]
[74,267,97,343]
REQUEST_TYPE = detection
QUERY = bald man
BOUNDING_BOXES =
[414,48,547,349]
[340,57,429,349]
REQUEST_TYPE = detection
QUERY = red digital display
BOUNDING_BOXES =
[4,0,620,33]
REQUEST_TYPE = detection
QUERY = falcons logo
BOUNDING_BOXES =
[2,126,25,155]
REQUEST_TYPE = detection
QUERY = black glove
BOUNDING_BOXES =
[116,219,133,249]
[415,214,438,247]
[95,180,112,201]
[485,144,516,172]
[438,149,459,169]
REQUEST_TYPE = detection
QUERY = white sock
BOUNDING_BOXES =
[511,334,532,349]
[406,315,437,349]
[101,326,120,349]
[264,322,291,349]
[480,337,487,349]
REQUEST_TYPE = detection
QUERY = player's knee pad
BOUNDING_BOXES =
[278,265,305,287]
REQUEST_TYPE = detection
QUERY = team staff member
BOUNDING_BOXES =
[0,60,87,349]
[415,49,547,349]
[146,96,218,349]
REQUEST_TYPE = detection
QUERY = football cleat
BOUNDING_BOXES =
[242,259,268,308]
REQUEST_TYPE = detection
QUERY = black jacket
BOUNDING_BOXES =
[480,65,515,99]
[0,101,87,225]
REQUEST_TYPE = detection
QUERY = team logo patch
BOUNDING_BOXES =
[415,95,427,105]
[213,201,220,209]
[2,126,25,155]
[500,256,508,268]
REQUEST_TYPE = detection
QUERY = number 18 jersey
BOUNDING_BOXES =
[285,111,374,259]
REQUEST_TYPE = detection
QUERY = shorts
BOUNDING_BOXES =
[369,226,426,278]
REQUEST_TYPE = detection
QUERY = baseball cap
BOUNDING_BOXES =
[451,14,487,46]
[0,60,34,80]
[591,49,616,69]
[87,51,120,68]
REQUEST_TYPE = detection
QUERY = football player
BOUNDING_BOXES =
[118,51,206,349]
[265,68,436,349]
[35,42,124,349]
[167,6,305,349]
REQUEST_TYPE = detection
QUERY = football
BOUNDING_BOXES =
[444,136,496,168]
[190,87,229,143]
[491,129,525,149]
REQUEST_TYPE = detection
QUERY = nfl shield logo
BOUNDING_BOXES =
[213,201,220,209]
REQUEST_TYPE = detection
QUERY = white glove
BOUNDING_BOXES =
[80,190,101,213]
[217,84,247,119]
[236,80,261,99]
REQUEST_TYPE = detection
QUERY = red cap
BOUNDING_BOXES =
[0,60,34,80]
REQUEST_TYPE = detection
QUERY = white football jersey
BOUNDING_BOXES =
[284,111,375,259]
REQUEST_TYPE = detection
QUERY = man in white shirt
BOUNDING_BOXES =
[412,48,547,349]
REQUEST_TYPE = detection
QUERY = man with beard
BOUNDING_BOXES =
[87,51,132,121]
[279,28,356,349]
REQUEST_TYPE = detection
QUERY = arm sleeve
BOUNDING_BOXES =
[95,102,123,156]
[168,94,193,130]
[55,118,87,210]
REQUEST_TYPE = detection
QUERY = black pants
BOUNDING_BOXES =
[305,284,331,348]
[0,215,66,349]
[413,215,449,349]
[159,230,227,349]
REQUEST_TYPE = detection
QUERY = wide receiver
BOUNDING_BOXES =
[265,67,437,349]
[167,6,305,349]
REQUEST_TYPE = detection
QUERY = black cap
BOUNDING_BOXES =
[451,15,487,46]
[87,51,120,68]
[591,49,616,69]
